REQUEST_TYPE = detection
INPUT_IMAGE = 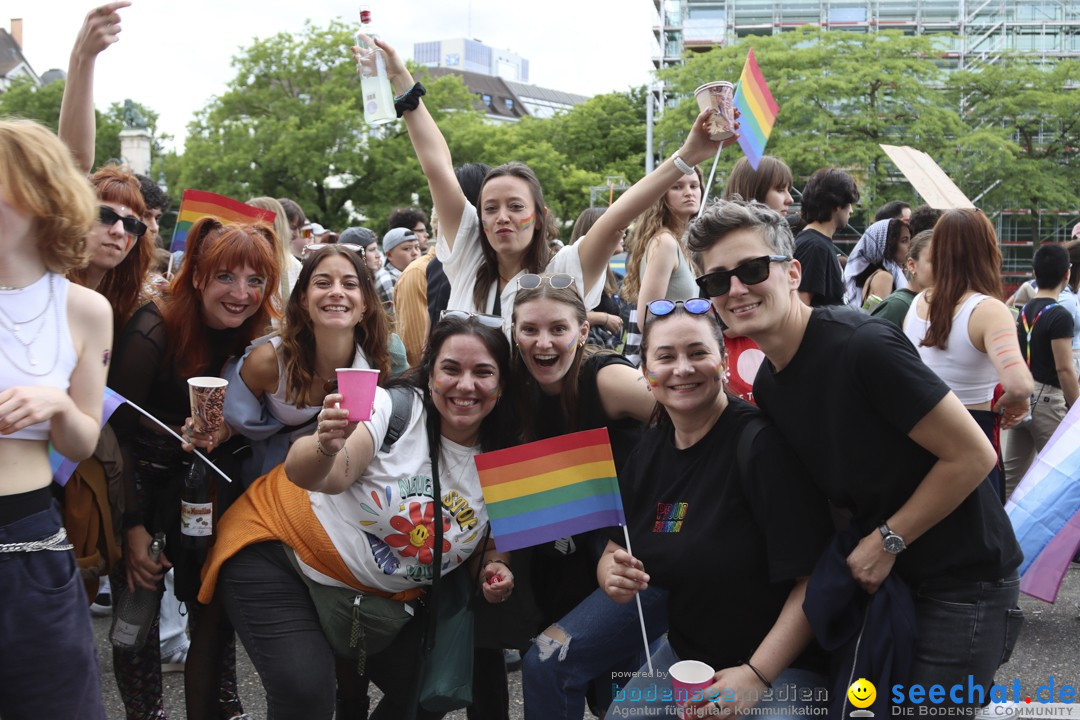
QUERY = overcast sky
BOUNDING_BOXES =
[7,1,658,151]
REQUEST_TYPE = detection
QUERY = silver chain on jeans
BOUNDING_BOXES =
[0,527,73,553]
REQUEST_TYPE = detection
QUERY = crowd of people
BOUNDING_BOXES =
[3,4,1080,720]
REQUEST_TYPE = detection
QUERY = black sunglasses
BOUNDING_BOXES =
[99,206,147,239]
[439,309,504,329]
[645,298,720,325]
[695,255,790,297]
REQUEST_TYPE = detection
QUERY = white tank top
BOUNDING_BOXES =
[903,292,1000,405]
[0,273,77,441]
[262,336,374,428]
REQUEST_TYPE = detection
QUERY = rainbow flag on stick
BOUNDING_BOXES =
[475,428,625,553]
[170,189,276,253]
[733,48,780,171]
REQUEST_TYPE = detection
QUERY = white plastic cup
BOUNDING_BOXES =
[336,368,380,422]
[694,81,736,141]
[188,377,229,434]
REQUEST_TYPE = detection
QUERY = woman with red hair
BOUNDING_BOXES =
[107,217,280,720]
[903,209,1033,501]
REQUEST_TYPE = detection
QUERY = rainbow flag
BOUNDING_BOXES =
[50,387,127,487]
[1006,402,1080,602]
[475,428,625,553]
[733,48,780,171]
[170,189,276,253]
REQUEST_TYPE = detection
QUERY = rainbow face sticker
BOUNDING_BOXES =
[516,212,535,232]
[645,369,659,388]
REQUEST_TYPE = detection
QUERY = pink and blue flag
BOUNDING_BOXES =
[733,48,780,171]
[475,428,625,553]
[50,387,126,487]
[1005,402,1080,602]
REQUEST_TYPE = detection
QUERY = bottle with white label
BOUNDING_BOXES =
[355,5,395,126]
[180,460,213,549]
[109,532,166,651]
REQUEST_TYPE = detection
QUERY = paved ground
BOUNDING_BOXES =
[92,566,1080,719]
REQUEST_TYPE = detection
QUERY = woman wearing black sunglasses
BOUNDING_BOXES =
[602,301,831,719]
[68,166,155,334]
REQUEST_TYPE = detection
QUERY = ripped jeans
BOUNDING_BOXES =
[522,586,668,720]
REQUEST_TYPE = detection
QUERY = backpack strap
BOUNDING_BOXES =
[380,386,415,453]
[737,416,769,484]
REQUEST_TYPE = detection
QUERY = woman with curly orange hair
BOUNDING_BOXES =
[0,119,112,718]
[106,217,279,720]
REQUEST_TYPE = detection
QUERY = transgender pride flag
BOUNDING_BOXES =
[1006,402,1080,602]
[50,387,126,487]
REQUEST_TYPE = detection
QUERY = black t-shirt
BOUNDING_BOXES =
[753,308,1023,586]
[529,352,645,623]
[794,229,845,307]
[1018,298,1074,387]
[616,398,831,672]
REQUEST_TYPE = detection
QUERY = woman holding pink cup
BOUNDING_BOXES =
[600,300,831,719]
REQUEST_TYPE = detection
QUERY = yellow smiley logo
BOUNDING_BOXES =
[848,678,876,709]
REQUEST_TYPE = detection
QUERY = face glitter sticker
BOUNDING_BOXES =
[645,369,659,387]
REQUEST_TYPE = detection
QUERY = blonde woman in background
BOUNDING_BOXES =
[248,196,302,307]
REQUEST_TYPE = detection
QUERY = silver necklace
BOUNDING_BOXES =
[0,274,59,374]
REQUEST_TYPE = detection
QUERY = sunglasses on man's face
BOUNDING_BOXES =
[695,255,791,297]
[439,309,504,329]
[99,206,147,239]
[517,273,575,291]
[302,243,365,261]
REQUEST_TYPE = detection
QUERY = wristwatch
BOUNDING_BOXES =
[878,522,907,555]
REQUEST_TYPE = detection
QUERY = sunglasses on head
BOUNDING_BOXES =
[439,309,504,329]
[695,255,791,297]
[517,273,575,291]
[302,243,365,260]
[645,298,719,323]
[99,206,147,239]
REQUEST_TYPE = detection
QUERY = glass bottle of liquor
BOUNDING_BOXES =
[355,5,395,126]
[109,532,166,651]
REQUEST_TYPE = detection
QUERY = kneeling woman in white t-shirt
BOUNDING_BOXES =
[198,313,517,720]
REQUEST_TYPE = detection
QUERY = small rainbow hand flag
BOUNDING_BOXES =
[50,387,127,487]
[475,428,625,553]
[170,189,276,253]
[733,48,780,171]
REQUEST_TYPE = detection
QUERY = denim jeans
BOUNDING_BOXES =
[906,575,1023,710]
[0,503,105,720]
[219,541,444,720]
[521,586,669,720]
[607,639,828,719]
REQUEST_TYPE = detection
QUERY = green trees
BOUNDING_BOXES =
[0,75,161,173]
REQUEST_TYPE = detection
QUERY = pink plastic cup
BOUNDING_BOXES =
[336,368,380,422]
[670,659,716,717]
[188,377,228,434]
[694,81,736,141]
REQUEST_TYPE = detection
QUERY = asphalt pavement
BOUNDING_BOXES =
[91,566,1080,719]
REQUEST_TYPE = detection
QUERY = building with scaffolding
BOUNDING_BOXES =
[653,1,1080,70]
[650,1,1080,287]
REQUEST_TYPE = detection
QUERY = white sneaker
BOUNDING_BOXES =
[161,644,189,673]
[89,592,112,618]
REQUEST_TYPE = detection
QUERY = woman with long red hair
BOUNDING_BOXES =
[902,209,1033,501]
[107,217,280,720]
